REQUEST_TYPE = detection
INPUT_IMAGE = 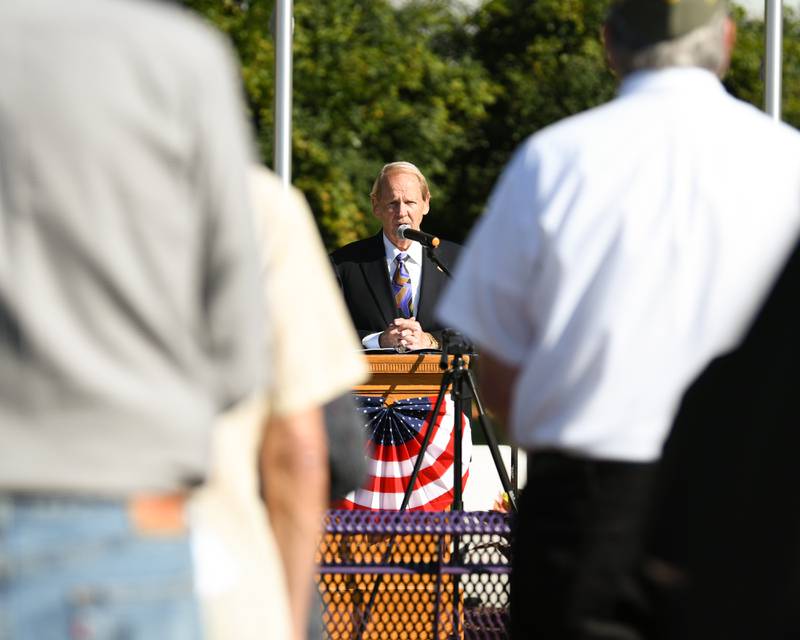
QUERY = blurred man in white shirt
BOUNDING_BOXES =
[438,1,800,637]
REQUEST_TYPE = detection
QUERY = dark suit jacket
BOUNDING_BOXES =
[330,232,460,344]
[647,238,800,639]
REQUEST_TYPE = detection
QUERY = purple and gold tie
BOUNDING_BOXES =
[392,253,414,318]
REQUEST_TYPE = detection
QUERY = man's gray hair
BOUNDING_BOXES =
[370,161,430,203]
[608,9,728,77]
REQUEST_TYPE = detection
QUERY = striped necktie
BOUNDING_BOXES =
[392,253,414,318]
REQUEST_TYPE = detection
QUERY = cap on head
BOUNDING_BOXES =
[607,0,727,50]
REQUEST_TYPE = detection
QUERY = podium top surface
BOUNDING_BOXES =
[354,352,471,399]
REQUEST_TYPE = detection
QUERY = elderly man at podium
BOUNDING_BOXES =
[330,162,472,511]
[331,161,460,352]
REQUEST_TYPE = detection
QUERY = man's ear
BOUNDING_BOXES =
[602,24,621,77]
[422,197,430,216]
[719,16,737,77]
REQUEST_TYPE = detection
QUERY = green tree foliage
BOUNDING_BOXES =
[291,0,497,247]
[183,0,800,247]
[449,0,617,237]
[183,0,496,248]
[783,8,800,127]
[452,1,800,237]
[726,5,800,129]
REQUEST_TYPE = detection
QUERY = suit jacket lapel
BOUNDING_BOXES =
[360,232,395,327]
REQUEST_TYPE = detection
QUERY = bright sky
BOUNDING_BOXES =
[739,0,760,14]
[426,0,796,19]
[736,0,800,17]
[738,0,765,17]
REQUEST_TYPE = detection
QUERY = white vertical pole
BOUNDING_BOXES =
[274,0,293,187]
[764,0,783,120]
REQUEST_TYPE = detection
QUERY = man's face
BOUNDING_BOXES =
[372,171,430,248]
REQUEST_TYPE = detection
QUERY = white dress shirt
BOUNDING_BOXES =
[438,68,800,462]
[362,235,423,349]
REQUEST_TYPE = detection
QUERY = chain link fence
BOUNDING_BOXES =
[316,510,512,639]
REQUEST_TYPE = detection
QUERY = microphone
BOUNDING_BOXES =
[397,224,440,248]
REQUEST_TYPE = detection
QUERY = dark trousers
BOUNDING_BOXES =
[510,452,657,640]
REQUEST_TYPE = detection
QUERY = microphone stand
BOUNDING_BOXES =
[425,246,451,277]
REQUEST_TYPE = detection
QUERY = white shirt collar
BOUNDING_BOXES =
[382,233,423,265]
[618,67,724,99]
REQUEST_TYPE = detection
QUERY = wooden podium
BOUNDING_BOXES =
[318,352,466,640]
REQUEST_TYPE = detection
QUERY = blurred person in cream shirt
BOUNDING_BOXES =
[192,166,368,640]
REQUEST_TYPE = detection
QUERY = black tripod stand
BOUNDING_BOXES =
[400,329,518,513]
[419,246,518,511]
[354,330,518,639]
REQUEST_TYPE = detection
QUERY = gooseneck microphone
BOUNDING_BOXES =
[397,224,440,248]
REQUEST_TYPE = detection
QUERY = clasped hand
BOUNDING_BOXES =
[379,317,434,351]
